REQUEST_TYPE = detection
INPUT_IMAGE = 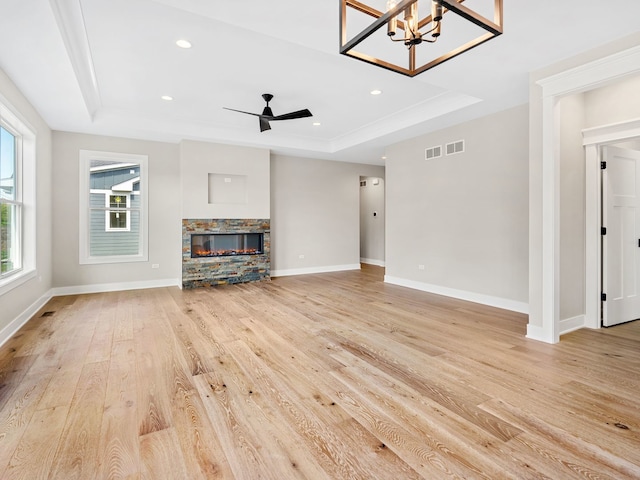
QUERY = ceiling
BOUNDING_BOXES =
[1,0,639,166]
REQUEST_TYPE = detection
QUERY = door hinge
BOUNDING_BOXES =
[601,227,607,235]
[601,292,607,301]
[601,161,607,169]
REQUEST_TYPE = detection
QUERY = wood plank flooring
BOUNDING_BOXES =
[1,265,640,479]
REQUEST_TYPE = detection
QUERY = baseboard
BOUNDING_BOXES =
[51,278,180,296]
[271,264,361,278]
[526,324,558,344]
[384,275,529,314]
[559,314,586,335]
[0,289,53,348]
[360,258,385,267]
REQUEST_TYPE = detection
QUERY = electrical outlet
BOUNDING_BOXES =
[418,264,425,270]
[152,264,160,269]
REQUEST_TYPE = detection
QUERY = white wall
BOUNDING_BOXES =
[584,74,640,128]
[180,140,270,219]
[385,104,529,311]
[270,155,384,275]
[359,176,385,266]
[52,132,181,289]
[558,93,586,321]
[0,69,53,339]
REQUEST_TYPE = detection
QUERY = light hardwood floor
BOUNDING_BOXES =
[1,265,640,479]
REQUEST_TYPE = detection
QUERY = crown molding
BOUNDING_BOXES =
[536,44,640,98]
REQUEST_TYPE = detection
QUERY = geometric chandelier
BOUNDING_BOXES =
[340,0,503,77]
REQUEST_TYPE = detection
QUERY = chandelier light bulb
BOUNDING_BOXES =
[431,0,443,38]
[387,0,398,36]
[403,3,422,46]
[431,0,443,21]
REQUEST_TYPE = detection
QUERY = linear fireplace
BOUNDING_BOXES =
[191,233,264,258]
[182,219,270,288]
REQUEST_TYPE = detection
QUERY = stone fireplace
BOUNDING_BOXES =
[182,218,270,288]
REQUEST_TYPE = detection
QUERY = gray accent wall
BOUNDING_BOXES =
[385,105,529,306]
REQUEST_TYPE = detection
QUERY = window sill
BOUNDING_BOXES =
[0,268,37,297]
[79,253,148,265]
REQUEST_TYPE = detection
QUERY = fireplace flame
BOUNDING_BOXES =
[192,247,261,257]
[190,232,264,258]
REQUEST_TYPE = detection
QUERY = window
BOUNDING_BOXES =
[0,124,20,276]
[79,150,148,264]
[106,193,131,231]
[0,95,36,295]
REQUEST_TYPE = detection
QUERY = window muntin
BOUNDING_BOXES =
[80,151,148,264]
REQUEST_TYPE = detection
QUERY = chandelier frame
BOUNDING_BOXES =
[339,0,503,77]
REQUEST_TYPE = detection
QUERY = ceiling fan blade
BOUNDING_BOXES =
[259,117,271,132]
[271,109,313,121]
[223,107,261,117]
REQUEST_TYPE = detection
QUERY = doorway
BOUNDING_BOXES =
[359,176,385,268]
[530,43,640,344]
[583,121,640,331]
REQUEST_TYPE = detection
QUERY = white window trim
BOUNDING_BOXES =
[79,150,148,264]
[105,192,131,232]
[0,93,36,296]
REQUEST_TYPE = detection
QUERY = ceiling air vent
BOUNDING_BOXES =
[425,145,442,160]
[446,140,464,155]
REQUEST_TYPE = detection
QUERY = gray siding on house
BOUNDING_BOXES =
[90,167,140,190]
[89,192,141,256]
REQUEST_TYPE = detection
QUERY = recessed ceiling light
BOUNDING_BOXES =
[161,95,173,101]
[370,89,382,95]
[313,122,321,126]
[381,156,387,160]
[176,39,192,49]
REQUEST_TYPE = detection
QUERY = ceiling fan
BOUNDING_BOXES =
[223,93,312,132]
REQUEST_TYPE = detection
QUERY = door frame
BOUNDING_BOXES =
[583,120,640,329]
[531,43,640,343]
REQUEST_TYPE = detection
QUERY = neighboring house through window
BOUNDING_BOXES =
[79,150,148,264]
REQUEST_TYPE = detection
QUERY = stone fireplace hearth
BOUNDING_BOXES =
[182,219,270,288]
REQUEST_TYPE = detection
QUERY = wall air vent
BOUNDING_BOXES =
[360,180,367,187]
[446,140,464,155]
[425,145,442,160]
